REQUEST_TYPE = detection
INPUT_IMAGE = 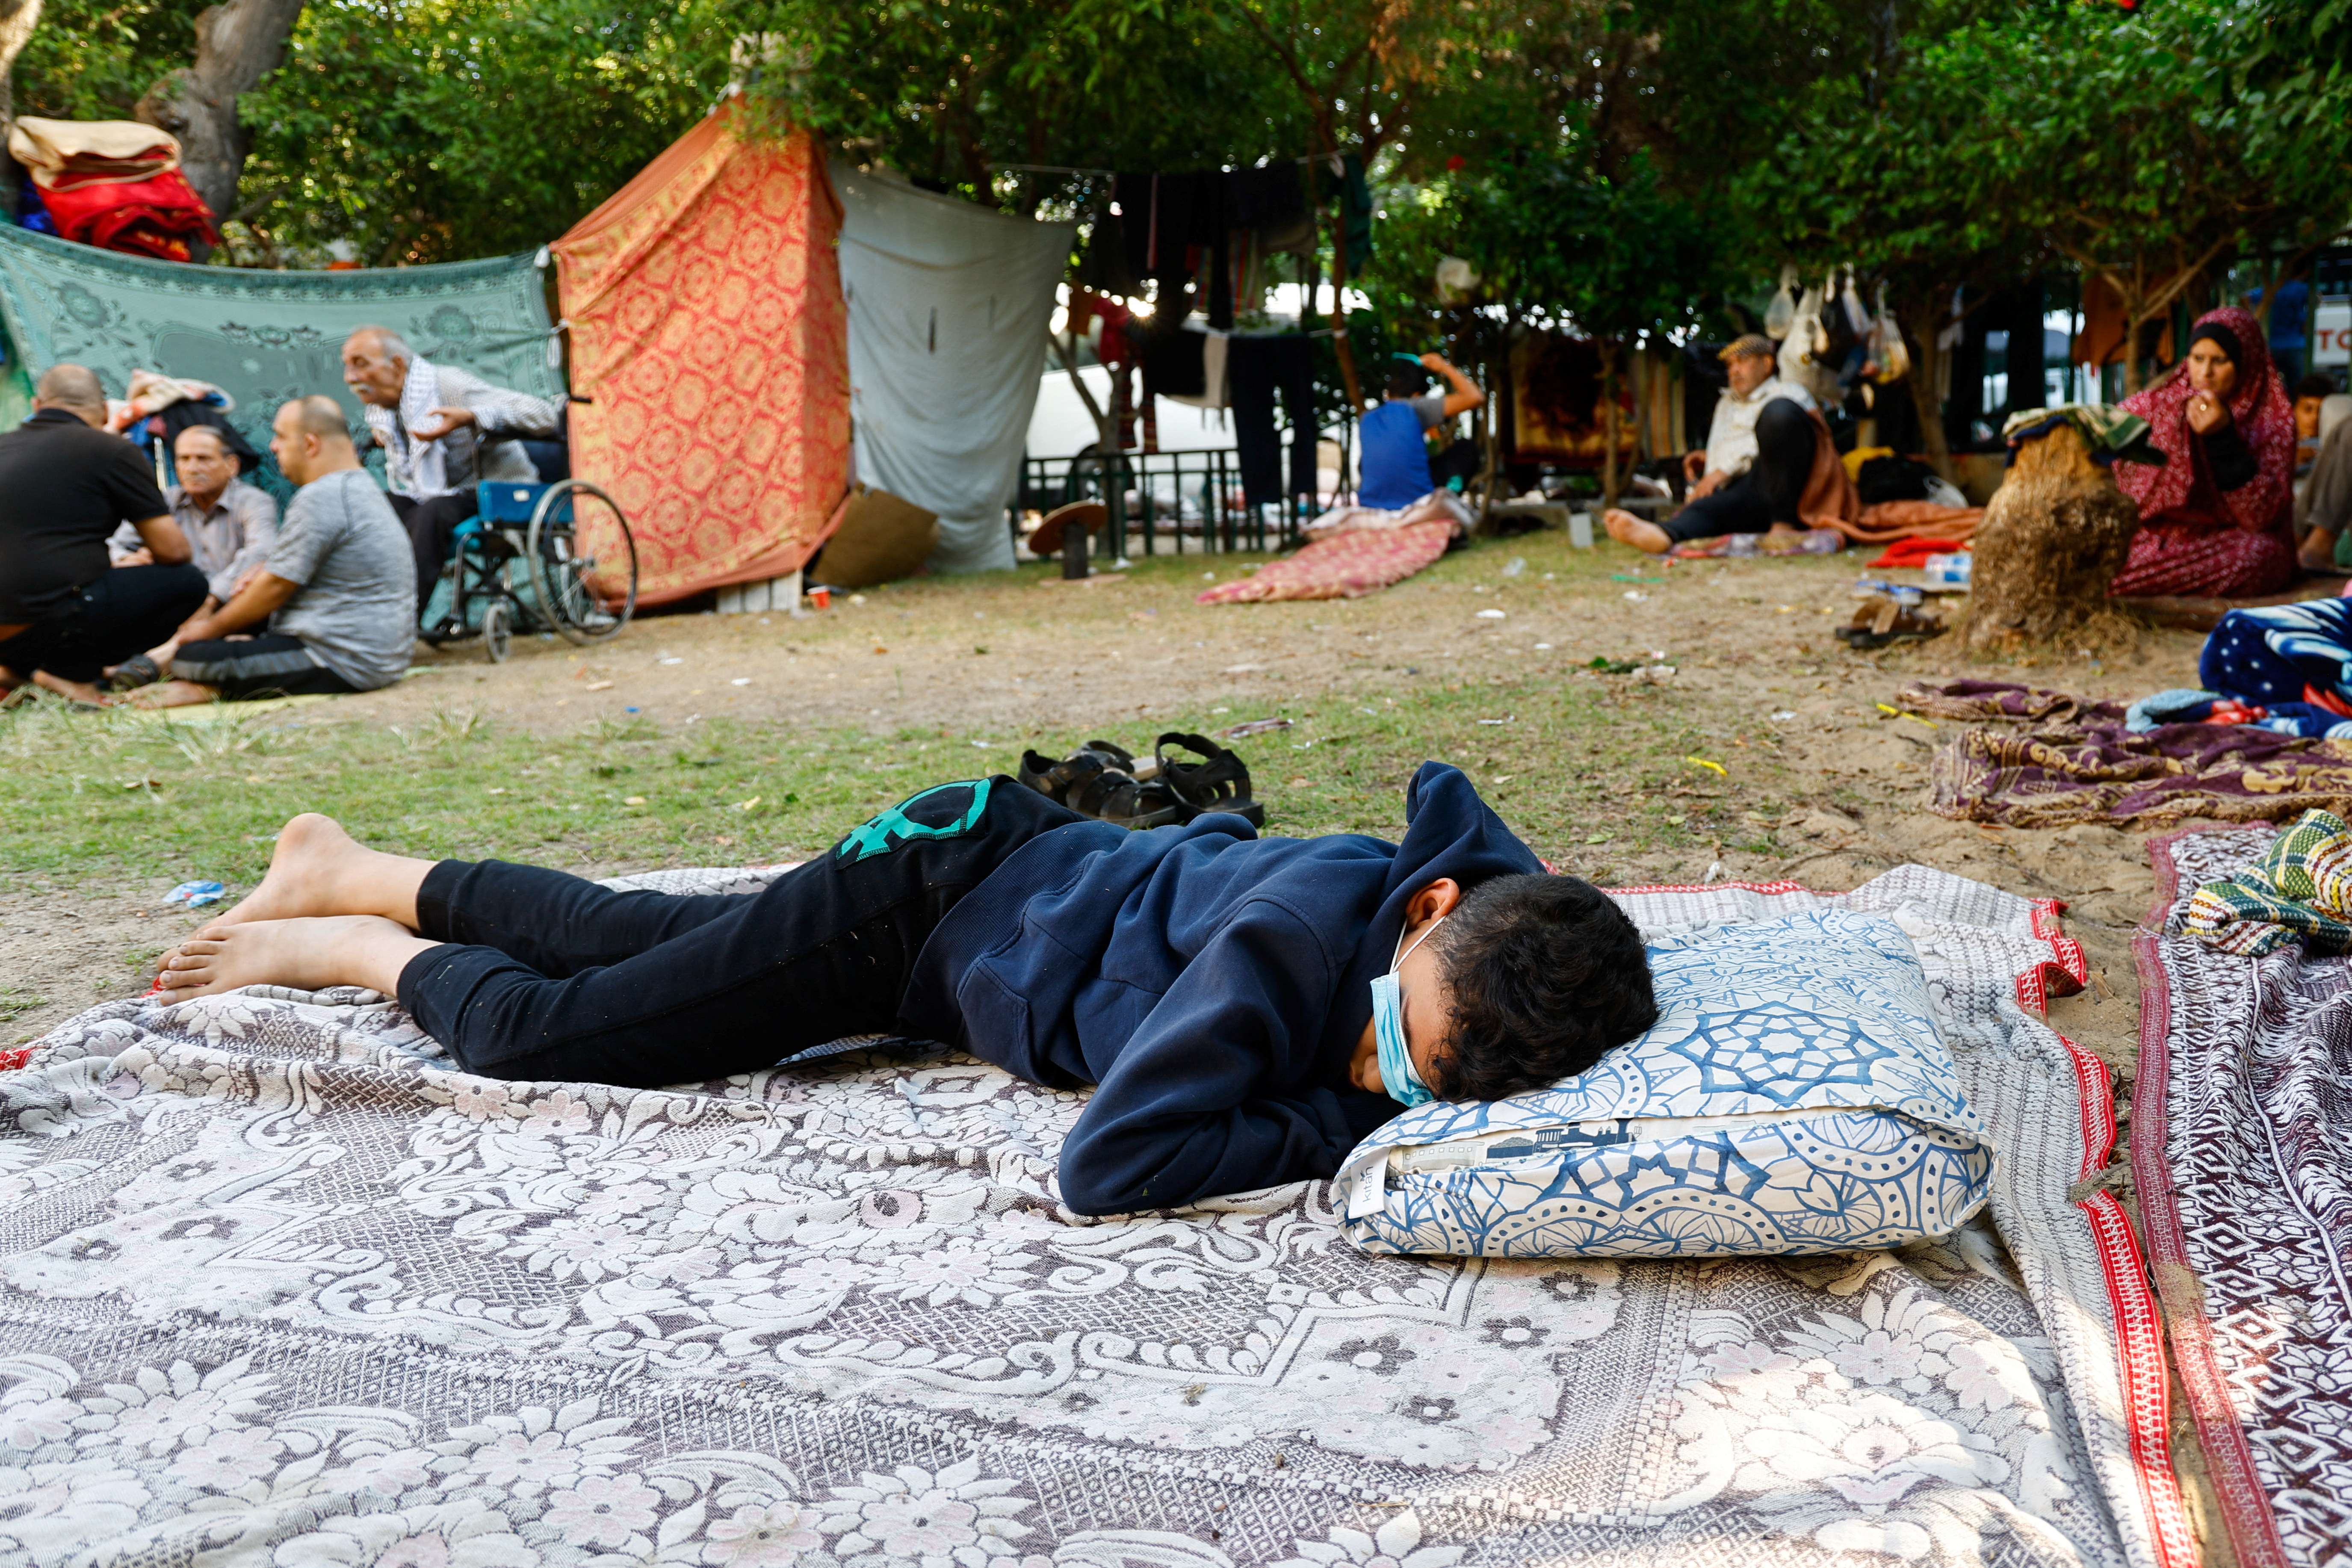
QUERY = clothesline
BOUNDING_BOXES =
[996,154,1350,179]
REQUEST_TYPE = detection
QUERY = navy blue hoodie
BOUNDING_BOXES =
[899,762,1542,1215]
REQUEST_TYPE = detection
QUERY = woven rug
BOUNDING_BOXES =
[0,866,2190,1567]
[1896,680,2352,828]
[1197,520,1452,604]
[2137,828,2352,1568]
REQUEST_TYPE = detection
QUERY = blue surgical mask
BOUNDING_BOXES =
[1372,916,1445,1106]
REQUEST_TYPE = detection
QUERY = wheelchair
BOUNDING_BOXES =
[423,479,639,662]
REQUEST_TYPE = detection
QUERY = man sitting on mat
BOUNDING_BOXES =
[341,325,559,626]
[108,422,278,621]
[1606,334,1815,555]
[151,764,1658,1217]
[0,363,204,706]
[125,397,415,707]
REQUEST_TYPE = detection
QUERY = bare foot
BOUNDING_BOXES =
[30,670,110,706]
[1603,508,1672,555]
[126,679,222,709]
[156,915,432,1002]
[204,813,411,932]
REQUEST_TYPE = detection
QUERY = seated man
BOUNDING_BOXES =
[2298,391,2352,571]
[104,422,278,685]
[340,324,559,622]
[1358,351,1486,511]
[152,764,1658,1217]
[0,363,202,706]
[133,397,417,707]
[1606,334,1816,555]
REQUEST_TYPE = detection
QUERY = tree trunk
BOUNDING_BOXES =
[0,0,43,215]
[133,0,307,225]
[1900,306,1955,480]
[1325,204,1365,417]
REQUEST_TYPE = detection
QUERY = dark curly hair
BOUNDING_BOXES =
[1386,360,1432,399]
[1425,874,1658,1101]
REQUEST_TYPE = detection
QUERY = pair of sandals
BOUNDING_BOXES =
[1019,732,1265,829]
[105,654,164,694]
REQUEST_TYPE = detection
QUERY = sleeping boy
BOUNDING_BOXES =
[153,762,1658,1216]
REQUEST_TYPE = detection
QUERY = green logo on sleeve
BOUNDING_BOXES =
[836,778,996,863]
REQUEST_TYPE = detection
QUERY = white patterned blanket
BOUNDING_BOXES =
[0,865,2187,1568]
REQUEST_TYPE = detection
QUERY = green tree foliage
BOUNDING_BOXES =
[14,0,209,122]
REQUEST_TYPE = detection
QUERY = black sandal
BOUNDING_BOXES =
[1155,732,1267,827]
[105,653,162,693]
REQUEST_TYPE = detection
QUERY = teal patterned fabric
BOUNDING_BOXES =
[0,226,559,497]
[1339,909,1994,1258]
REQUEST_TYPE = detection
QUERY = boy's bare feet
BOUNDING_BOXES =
[156,915,433,1002]
[1603,508,1672,555]
[30,670,111,707]
[204,813,431,932]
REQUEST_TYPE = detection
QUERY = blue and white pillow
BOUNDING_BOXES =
[1337,908,1994,1258]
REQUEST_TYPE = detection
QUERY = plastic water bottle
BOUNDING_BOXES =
[1923,552,1971,588]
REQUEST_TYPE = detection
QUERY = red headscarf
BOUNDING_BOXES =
[2115,305,2295,534]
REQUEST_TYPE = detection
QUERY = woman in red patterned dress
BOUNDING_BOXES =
[2107,306,2299,599]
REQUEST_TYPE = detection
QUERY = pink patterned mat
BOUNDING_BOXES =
[2138,827,2352,1568]
[1199,520,1453,604]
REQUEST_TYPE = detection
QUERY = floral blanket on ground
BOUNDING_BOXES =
[0,865,2189,1568]
[1198,520,1453,604]
[1896,679,2352,828]
[2138,828,2352,1568]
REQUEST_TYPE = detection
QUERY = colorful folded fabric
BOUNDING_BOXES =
[6,116,179,191]
[35,168,216,260]
[2000,402,2163,467]
[2182,808,2352,955]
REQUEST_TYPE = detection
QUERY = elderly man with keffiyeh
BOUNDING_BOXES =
[340,326,560,626]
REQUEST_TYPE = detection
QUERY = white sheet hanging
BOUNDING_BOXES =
[833,164,1075,572]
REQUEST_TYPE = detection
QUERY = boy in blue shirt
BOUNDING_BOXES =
[1358,353,1486,511]
[154,764,1656,1216]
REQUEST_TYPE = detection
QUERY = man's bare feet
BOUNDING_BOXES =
[202,813,434,933]
[30,670,110,706]
[1603,508,1672,555]
[156,915,434,1002]
[126,679,223,709]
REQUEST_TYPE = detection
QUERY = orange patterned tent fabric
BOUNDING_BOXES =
[550,106,850,606]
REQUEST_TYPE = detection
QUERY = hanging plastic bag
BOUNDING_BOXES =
[1839,269,1870,336]
[1764,264,1798,340]
[1867,285,1910,383]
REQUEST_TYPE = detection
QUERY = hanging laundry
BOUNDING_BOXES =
[1227,164,1304,233]
[1165,326,1230,410]
[1228,334,1317,506]
[1327,154,1373,273]
[1142,322,1208,402]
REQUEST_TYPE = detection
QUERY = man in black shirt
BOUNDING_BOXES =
[0,364,203,705]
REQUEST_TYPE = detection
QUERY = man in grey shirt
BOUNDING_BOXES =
[130,397,416,706]
[109,423,277,605]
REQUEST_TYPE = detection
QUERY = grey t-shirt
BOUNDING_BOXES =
[1409,394,1447,428]
[266,468,417,690]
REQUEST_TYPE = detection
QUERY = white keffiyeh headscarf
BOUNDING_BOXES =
[363,353,452,499]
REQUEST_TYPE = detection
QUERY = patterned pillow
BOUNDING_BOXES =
[1337,908,1994,1258]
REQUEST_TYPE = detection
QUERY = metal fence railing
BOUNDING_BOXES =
[1012,449,1322,559]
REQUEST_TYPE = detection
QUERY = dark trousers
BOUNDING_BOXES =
[396,778,1084,1087]
[1229,335,1318,507]
[1664,398,1817,543]
[0,563,207,684]
[387,490,480,611]
[170,633,359,701]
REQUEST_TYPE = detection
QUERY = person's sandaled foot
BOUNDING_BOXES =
[103,653,163,693]
[201,813,382,931]
[1603,508,1672,555]
[2299,536,2349,575]
[155,914,423,1002]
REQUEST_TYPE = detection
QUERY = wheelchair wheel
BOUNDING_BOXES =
[525,480,638,646]
[482,600,512,663]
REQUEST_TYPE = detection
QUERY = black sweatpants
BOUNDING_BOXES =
[171,633,360,701]
[397,777,1084,1087]
[387,490,480,610]
[1663,398,1817,543]
[0,563,207,684]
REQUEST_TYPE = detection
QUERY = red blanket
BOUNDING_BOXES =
[37,168,217,261]
[1198,520,1453,603]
